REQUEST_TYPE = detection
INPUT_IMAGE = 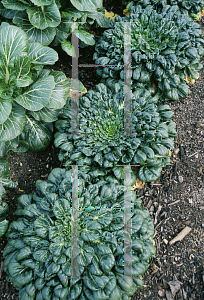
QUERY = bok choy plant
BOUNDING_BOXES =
[0,0,112,56]
[0,23,86,152]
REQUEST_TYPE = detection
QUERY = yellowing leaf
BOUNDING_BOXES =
[68,90,87,98]
[132,177,145,190]
[184,76,196,84]
[19,188,24,192]
[123,9,130,16]
[105,9,118,20]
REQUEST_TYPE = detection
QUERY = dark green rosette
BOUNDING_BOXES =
[54,83,177,182]
[3,167,155,299]
[124,0,204,18]
[94,5,204,101]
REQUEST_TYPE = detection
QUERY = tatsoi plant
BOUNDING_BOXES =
[94,5,204,101]
[54,83,177,182]
[3,167,155,299]
[125,0,204,18]
[0,0,112,56]
[0,23,86,152]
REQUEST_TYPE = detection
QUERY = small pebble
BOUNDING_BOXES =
[158,289,165,297]
[174,148,180,155]
[150,206,154,212]
[163,239,168,245]
[178,175,183,183]
[19,162,22,166]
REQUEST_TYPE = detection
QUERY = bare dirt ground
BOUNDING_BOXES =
[0,5,203,300]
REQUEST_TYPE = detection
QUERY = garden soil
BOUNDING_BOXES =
[0,3,204,300]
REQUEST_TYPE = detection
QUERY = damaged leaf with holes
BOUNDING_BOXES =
[94,5,204,101]
[54,83,176,182]
[3,167,155,299]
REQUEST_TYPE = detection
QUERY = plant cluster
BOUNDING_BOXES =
[125,0,204,18]
[94,5,204,101]
[0,23,87,153]
[3,168,155,299]
[2,0,204,298]
[0,0,112,56]
[54,83,176,181]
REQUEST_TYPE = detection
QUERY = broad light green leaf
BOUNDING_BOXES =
[21,116,53,151]
[78,30,95,46]
[61,39,76,57]
[16,76,33,88]
[46,71,67,109]
[0,100,12,124]
[2,0,28,11]
[15,52,30,75]
[13,11,56,46]
[27,3,61,30]
[0,104,25,142]
[15,76,55,111]
[0,25,27,73]
[70,0,102,12]
[30,0,53,6]
[29,107,59,122]
[26,42,58,65]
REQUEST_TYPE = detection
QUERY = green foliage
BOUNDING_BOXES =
[94,5,204,101]
[0,0,112,56]
[54,83,176,182]
[0,156,17,237]
[0,23,75,152]
[125,0,204,16]
[0,201,9,237]
[3,167,155,299]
